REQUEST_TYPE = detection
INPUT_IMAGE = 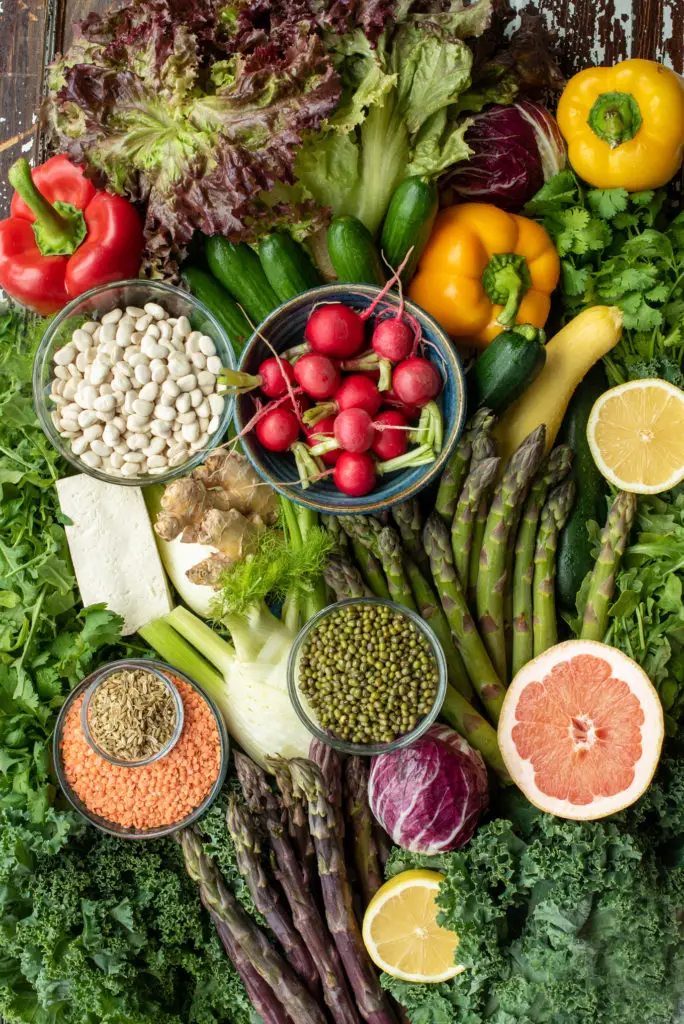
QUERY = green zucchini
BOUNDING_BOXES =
[259,232,322,303]
[205,237,280,325]
[556,364,610,613]
[469,325,546,414]
[181,266,252,356]
[380,177,439,284]
[327,216,387,287]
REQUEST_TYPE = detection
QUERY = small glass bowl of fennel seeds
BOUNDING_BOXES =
[288,598,447,757]
[81,663,184,767]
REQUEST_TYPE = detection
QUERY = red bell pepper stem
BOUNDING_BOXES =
[8,158,86,256]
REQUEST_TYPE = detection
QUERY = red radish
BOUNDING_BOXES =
[305,303,365,358]
[392,357,442,408]
[334,408,376,453]
[383,388,422,421]
[372,410,409,460]
[334,451,377,496]
[258,357,296,399]
[255,406,300,452]
[303,374,382,426]
[372,317,414,362]
[304,414,340,466]
[294,353,341,400]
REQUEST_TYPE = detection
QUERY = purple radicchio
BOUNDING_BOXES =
[445,100,566,212]
[368,724,489,854]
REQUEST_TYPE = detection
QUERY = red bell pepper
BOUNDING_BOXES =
[0,156,144,315]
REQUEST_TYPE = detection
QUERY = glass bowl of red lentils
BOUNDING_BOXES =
[53,658,229,839]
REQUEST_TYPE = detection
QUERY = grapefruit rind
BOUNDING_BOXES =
[587,378,684,494]
[362,870,465,984]
[498,639,664,821]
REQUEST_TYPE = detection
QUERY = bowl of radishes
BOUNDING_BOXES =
[230,283,466,514]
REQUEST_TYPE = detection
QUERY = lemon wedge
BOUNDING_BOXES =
[362,869,464,984]
[587,378,684,493]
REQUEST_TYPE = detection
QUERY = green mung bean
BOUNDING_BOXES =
[298,604,439,744]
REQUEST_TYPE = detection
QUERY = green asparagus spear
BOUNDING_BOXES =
[451,457,501,587]
[391,500,431,577]
[581,491,637,642]
[325,555,373,600]
[376,527,417,610]
[226,796,320,995]
[468,496,488,606]
[337,518,391,599]
[532,481,576,657]
[271,759,397,1024]
[435,408,497,522]
[179,830,327,1024]
[343,757,383,907]
[440,685,511,783]
[512,446,573,676]
[235,753,362,1024]
[423,513,506,724]
[403,554,475,700]
[322,513,350,555]
[476,425,546,683]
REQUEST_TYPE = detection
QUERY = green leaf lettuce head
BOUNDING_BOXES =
[382,752,684,1024]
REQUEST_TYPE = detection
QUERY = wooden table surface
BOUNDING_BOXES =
[1,0,683,218]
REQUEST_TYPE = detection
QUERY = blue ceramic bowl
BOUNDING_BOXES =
[234,284,467,515]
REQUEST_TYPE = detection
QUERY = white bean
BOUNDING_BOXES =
[206,355,222,375]
[144,302,167,320]
[167,442,188,459]
[147,454,168,469]
[166,335,185,353]
[127,414,150,432]
[109,451,125,469]
[175,316,192,336]
[128,352,149,369]
[53,365,70,381]
[80,451,102,470]
[190,351,207,370]
[76,385,97,410]
[102,308,123,325]
[121,461,140,477]
[158,321,172,340]
[198,417,210,433]
[116,322,135,347]
[115,441,130,456]
[161,392,176,407]
[72,329,92,352]
[51,394,67,407]
[126,306,145,318]
[145,436,167,456]
[94,394,115,413]
[62,379,77,401]
[190,388,203,408]
[139,381,159,403]
[154,404,176,422]
[116,361,132,377]
[100,383,113,396]
[100,322,118,344]
[76,352,89,373]
[151,420,172,437]
[134,363,152,385]
[71,436,89,456]
[178,410,197,426]
[185,331,202,354]
[177,374,197,393]
[78,410,98,429]
[112,416,126,432]
[113,375,132,393]
[135,314,153,332]
[86,348,97,364]
[162,379,180,398]
[134,398,154,418]
[90,361,109,387]
[82,320,99,335]
[196,398,210,418]
[51,379,65,396]
[124,451,145,463]
[96,409,115,423]
[197,370,216,391]
[145,322,161,339]
[83,424,103,443]
[54,343,76,366]
[127,433,148,450]
[208,414,220,434]
[90,440,112,458]
[167,317,178,326]
[182,421,200,443]
[141,339,166,360]
[103,424,121,447]
[193,432,209,450]
[208,393,225,417]
[151,361,168,384]
[68,363,81,378]
[199,335,216,357]
[168,354,191,379]
[169,450,189,467]
[176,392,191,414]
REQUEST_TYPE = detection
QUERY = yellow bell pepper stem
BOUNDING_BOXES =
[587,91,642,149]
[481,253,532,328]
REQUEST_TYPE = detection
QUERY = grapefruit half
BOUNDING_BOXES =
[498,639,664,820]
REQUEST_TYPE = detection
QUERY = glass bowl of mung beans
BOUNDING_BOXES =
[287,598,447,756]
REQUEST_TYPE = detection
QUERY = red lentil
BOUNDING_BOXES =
[61,676,221,830]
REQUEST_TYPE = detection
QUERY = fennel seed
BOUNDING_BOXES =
[87,669,177,762]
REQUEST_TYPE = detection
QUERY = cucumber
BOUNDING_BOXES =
[181,266,252,356]
[259,232,322,302]
[380,177,438,284]
[469,325,546,414]
[205,237,280,325]
[556,364,610,612]
[327,216,387,287]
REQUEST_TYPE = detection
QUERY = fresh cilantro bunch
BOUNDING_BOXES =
[525,170,684,386]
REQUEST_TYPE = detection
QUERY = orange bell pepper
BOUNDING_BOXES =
[408,203,560,348]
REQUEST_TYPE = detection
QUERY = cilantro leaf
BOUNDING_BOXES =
[587,187,629,219]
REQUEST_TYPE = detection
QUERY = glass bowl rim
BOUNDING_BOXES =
[287,597,447,757]
[80,661,185,768]
[53,657,229,839]
[32,278,236,488]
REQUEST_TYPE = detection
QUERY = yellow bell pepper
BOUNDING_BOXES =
[557,59,684,191]
[408,203,560,348]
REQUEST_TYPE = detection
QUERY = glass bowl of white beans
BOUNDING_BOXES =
[33,279,236,486]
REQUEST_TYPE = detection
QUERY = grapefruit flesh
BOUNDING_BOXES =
[498,640,664,820]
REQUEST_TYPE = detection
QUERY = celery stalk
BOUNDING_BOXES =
[139,619,225,693]
[166,606,236,675]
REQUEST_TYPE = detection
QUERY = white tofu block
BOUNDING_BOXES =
[56,474,172,634]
